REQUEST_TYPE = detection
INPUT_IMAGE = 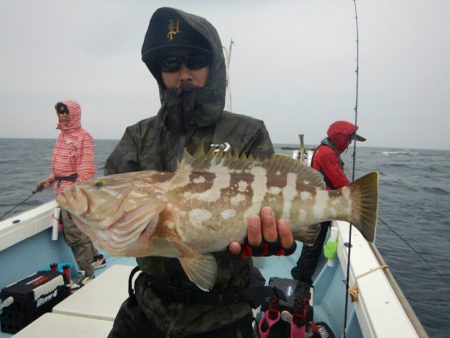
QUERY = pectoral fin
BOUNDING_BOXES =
[147,235,218,289]
[179,253,217,291]
[293,223,321,246]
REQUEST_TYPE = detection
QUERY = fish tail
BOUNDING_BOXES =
[348,172,379,242]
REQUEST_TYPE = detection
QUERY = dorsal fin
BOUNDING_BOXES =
[265,154,325,188]
[178,146,325,189]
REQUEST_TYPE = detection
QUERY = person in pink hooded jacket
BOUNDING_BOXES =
[291,120,366,284]
[36,100,105,287]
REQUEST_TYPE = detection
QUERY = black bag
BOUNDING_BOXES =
[1,270,70,333]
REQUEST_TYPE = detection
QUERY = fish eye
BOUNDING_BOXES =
[94,181,105,187]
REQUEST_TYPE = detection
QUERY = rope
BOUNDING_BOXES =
[348,265,390,302]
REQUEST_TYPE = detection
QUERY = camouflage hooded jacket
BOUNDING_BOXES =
[104,7,274,336]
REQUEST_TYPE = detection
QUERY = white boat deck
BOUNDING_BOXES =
[6,261,134,338]
[52,264,135,321]
[11,313,112,338]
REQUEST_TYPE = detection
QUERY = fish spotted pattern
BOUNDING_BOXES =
[57,147,378,290]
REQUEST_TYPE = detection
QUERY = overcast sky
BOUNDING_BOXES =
[1,0,449,150]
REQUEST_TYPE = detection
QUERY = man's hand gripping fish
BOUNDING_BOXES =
[56,147,378,291]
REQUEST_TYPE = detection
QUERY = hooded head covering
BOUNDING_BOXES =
[327,120,366,153]
[141,8,212,80]
[140,7,226,129]
[55,100,82,132]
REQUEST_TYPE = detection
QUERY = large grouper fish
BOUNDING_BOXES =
[56,147,378,291]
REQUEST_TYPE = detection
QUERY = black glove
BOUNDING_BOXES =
[239,237,297,258]
[36,180,49,193]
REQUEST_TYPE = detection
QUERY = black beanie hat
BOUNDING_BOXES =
[141,8,212,78]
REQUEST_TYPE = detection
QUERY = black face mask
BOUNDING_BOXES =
[164,87,199,130]
[163,85,223,131]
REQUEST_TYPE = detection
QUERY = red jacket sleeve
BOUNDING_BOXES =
[313,147,349,189]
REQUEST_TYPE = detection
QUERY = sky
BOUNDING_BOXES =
[1,0,449,150]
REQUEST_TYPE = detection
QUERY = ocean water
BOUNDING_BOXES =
[0,138,449,337]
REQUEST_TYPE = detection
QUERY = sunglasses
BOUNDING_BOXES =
[55,102,69,115]
[159,54,211,73]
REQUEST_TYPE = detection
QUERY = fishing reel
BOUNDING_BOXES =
[256,277,336,338]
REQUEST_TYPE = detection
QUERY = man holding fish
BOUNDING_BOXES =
[56,7,378,338]
[105,7,296,338]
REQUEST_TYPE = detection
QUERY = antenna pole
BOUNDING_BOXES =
[223,39,234,111]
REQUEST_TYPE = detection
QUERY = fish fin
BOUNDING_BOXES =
[348,172,379,242]
[178,144,213,172]
[178,146,325,189]
[268,155,324,188]
[179,253,217,291]
[293,223,321,246]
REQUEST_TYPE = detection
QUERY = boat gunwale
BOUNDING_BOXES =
[369,243,429,338]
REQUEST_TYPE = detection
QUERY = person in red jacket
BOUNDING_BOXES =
[291,120,366,284]
[36,100,106,288]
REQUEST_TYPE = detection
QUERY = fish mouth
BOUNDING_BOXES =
[56,184,89,215]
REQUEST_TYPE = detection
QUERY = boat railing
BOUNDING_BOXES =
[369,243,429,338]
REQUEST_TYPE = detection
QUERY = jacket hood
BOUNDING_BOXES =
[327,120,359,153]
[141,7,226,128]
[57,100,82,132]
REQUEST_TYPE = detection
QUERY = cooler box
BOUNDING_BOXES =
[1,270,70,334]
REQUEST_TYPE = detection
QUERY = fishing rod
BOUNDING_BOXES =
[343,0,360,337]
[0,191,37,221]
[378,216,450,286]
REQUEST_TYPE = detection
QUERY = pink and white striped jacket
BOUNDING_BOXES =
[49,100,96,195]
